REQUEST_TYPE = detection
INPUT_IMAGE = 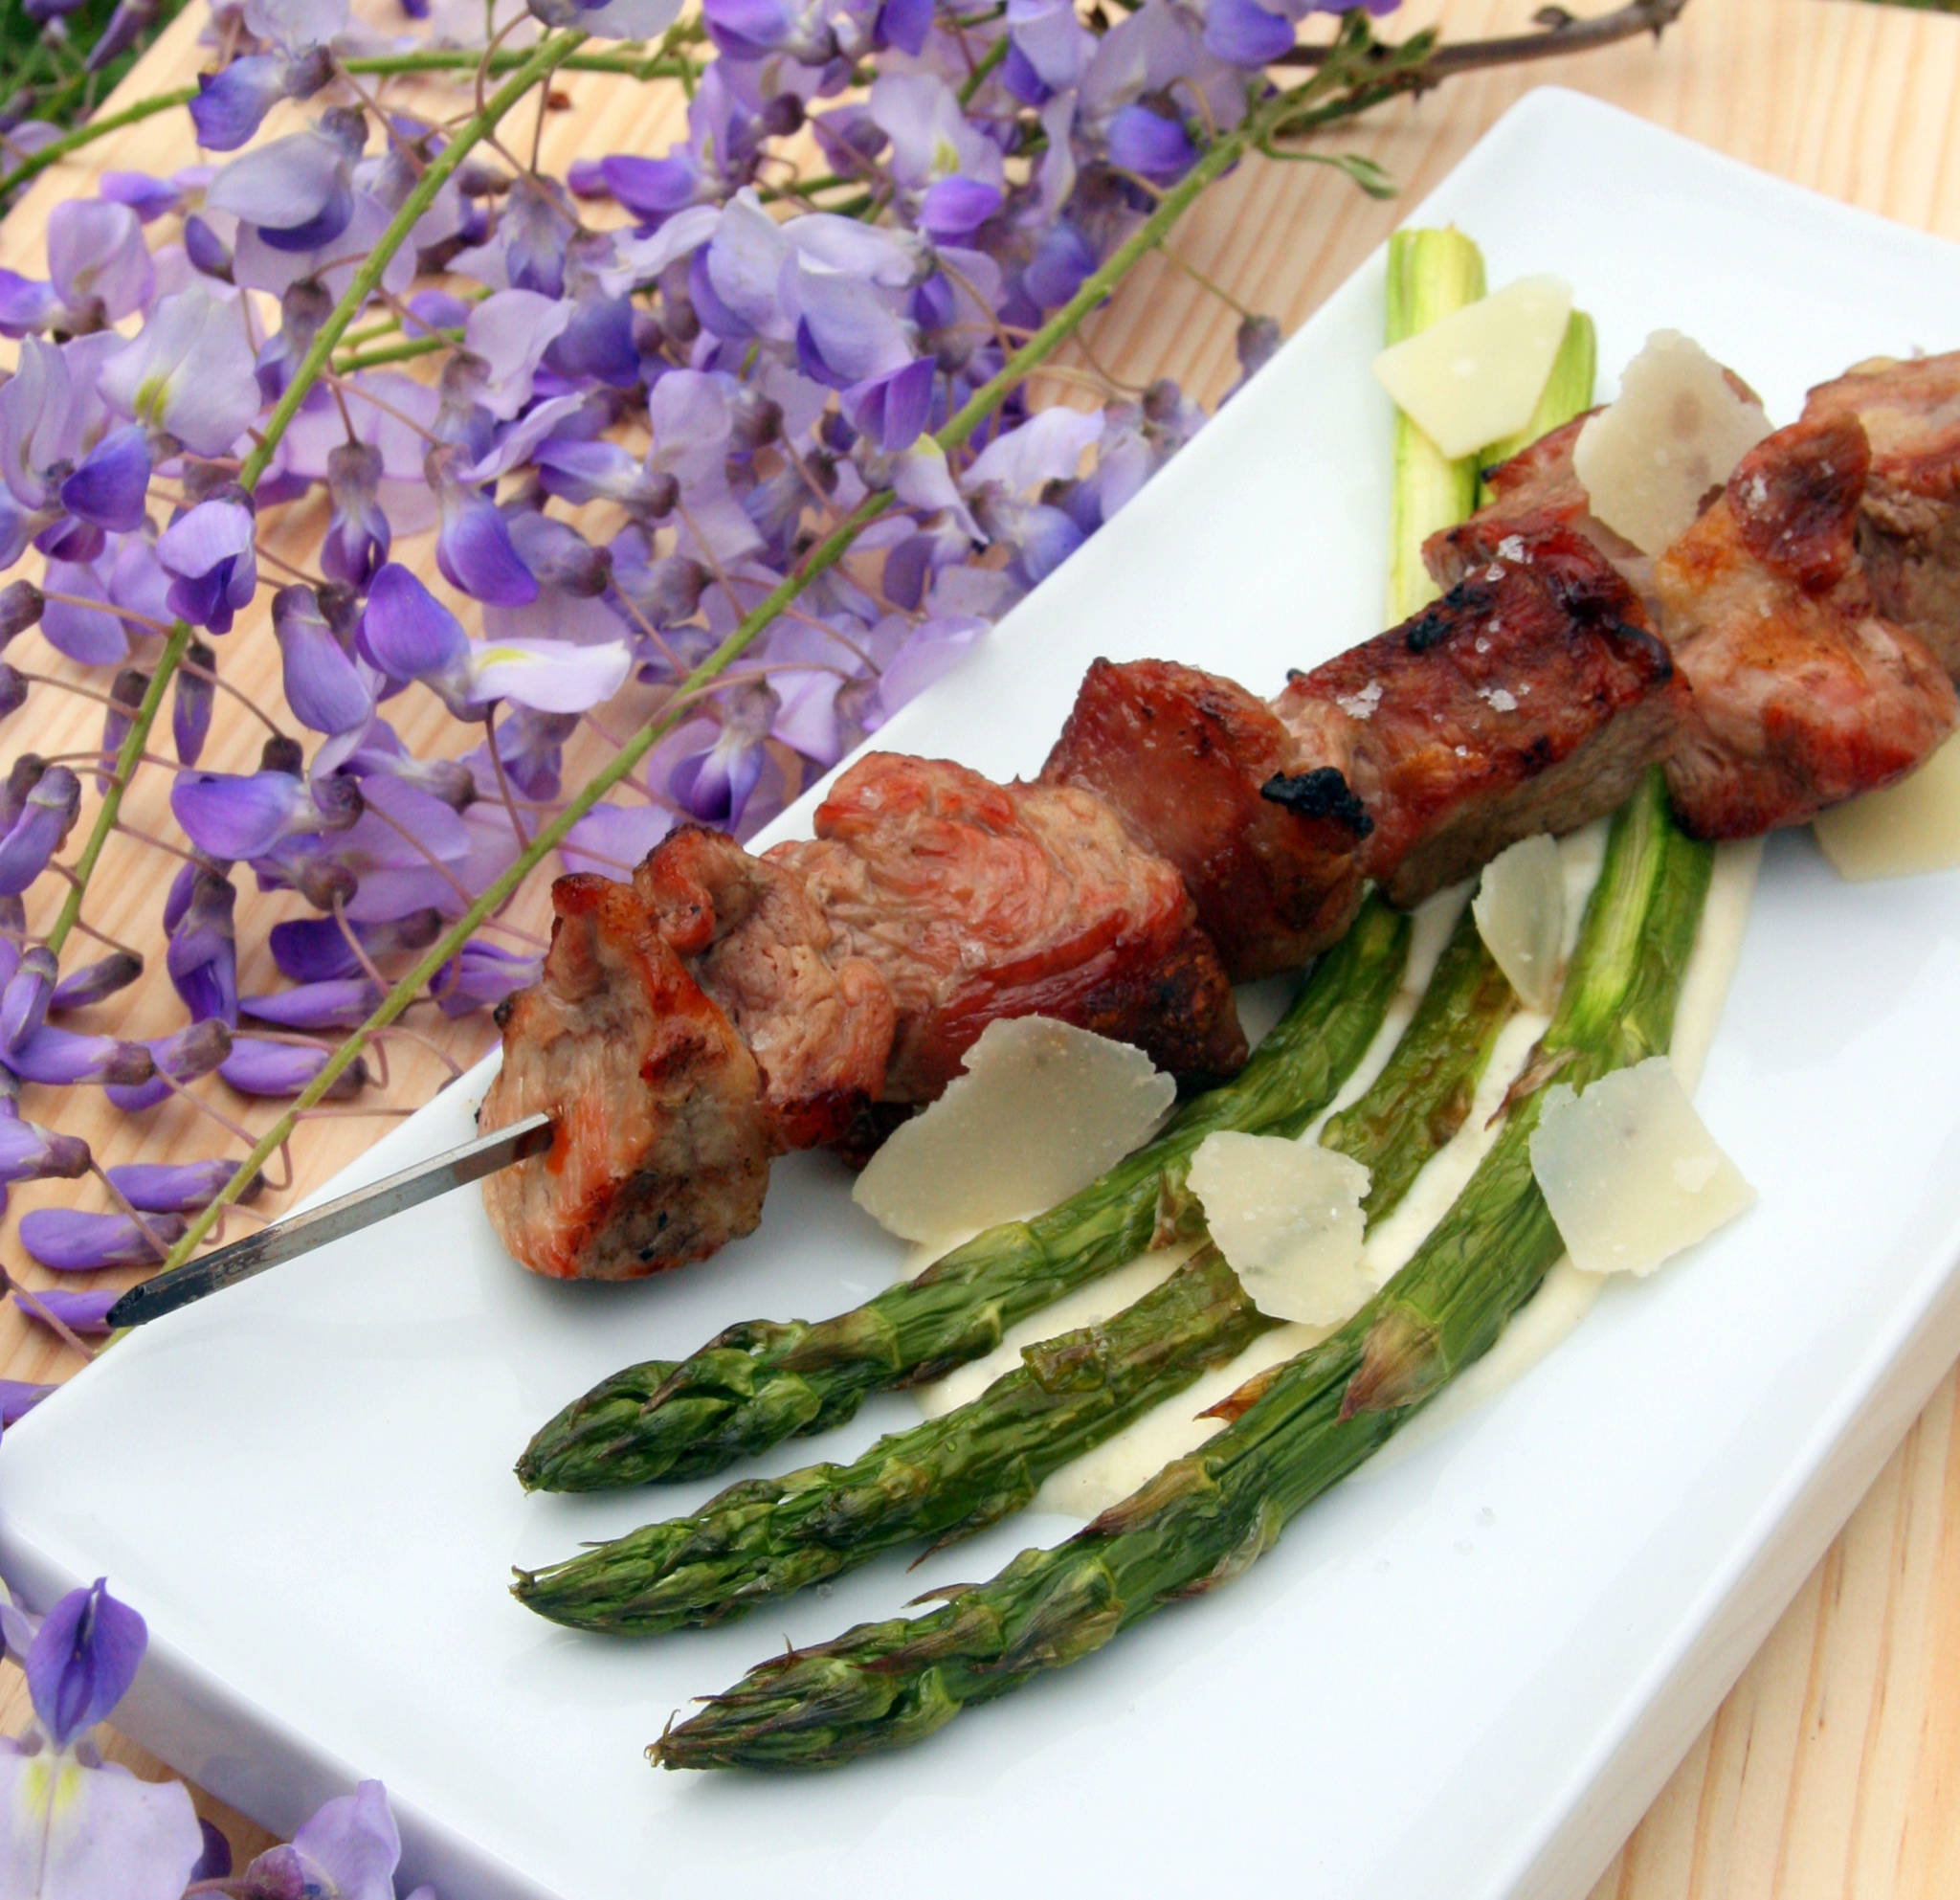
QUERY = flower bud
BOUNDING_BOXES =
[107,1156,262,1211]
[259,733,305,777]
[0,667,25,722]
[0,945,57,1052]
[10,1025,154,1086]
[21,1208,185,1271]
[0,582,44,645]
[0,767,79,897]
[173,639,216,766]
[50,949,143,1012]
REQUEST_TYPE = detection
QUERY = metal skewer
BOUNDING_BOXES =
[104,1111,556,1330]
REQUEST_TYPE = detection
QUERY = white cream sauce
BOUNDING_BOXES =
[911,829,1763,1516]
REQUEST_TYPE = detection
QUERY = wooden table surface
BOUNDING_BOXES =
[3,0,1959,1888]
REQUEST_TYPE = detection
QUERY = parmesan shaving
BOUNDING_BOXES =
[853,1017,1174,1244]
[1528,1056,1754,1279]
[1471,833,1564,1010]
[1572,330,1772,554]
[1370,275,1574,460]
[1813,730,1960,880]
[1188,1131,1371,1326]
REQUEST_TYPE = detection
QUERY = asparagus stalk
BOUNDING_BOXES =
[517,897,1411,1492]
[1385,228,1486,621]
[653,771,1713,1770]
[1479,310,1599,496]
[514,902,1511,1633]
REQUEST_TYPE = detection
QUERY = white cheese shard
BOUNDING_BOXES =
[1572,330,1772,554]
[1189,1132,1371,1326]
[1371,275,1574,460]
[1813,729,1960,880]
[1471,833,1565,1010]
[1528,1056,1754,1278]
[853,1017,1174,1244]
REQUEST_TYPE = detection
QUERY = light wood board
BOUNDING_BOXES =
[1,0,1957,1887]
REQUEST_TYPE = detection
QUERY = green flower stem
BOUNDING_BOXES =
[341,47,694,78]
[45,32,590,969]
[332,328,463,372]
[0,86,196,204]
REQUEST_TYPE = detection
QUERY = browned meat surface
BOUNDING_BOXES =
[635,827,895,1151]
[1274,527,1684,905]
[1657,414,1959,837]
[1038,658,1370,980]
[479,873,771,1281]
[1424,413,1642,587]
[769,751,1247,1102]
[1803,351,1960,674]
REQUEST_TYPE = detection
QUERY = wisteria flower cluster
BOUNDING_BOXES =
[0,0,1434,1303]
[0,0,1677,1313]
[0,1572,433,1896]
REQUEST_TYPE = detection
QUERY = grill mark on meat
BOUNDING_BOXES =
[771,751,1246,1099]
[479,873,772,1281]
[1276,527,1684,905]
[1040,659,1370,980]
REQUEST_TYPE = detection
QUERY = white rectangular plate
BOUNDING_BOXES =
[9,86,1960,1900]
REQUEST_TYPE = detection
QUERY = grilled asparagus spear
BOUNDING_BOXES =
[515,899,1512,1632]
[653,771,1712,1770]
[517,898,1409,1492]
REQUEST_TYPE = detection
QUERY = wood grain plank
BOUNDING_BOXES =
[4,0,1960,1887]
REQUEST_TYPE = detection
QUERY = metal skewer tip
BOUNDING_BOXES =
[104,1111,555,1330]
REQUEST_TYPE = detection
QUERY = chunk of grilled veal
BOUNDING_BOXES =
[479,873,772,1281]
[1038,658,1370,980]
[635,826,896,1151]
[1275,527,1684,905]
[1802,351,1960,674]
[1424,413,1642,587]
[769,751,1248,1103]
[1656,413,1959,837]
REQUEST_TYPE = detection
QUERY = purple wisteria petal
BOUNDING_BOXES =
[10,1026,155,1087]
[841,356,933,451]
[1104,102,1196,182]
[47,199,154,323]
[57,425,152,534]
[1203,0,1295,65]
[171,768,357,861]
[0,1116,92,1183]
[277,583,375,733]
[100,170,184,222]
[464,288,572,421]
[0,1380,54,1426]
[14,1285,120,1337]
[432,939,537,1017]
[568,0,685,41]
[50,950,143,1012]
[0,1748,205,1900]
[468,637,632,713]
[241,1781,401,1900]
[1008,0,1093,90]
[358,563,470,688]
[23,1578,145,1746]
[0,271,59,340]
[241,976,381,1029]
[192,1819,234,1884]
[219,1034,366,1098]
[189,54,288,150]
[560,799,675,880]
[158,496,257,635]
[167,870,239,1025]
[964,403,1103,494]
[20,1208,184,1270]
[670,689,773,825]
[881,613,988,713]
[0,946,58,1052]
[39,559,131,665]
[205,125,351,236]
[434,478,540,607]
[269,907,440,983]
[918,175,1002,241]
[0,767,79,897]
[107,1157,261,1211]
[100,283,261,458]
